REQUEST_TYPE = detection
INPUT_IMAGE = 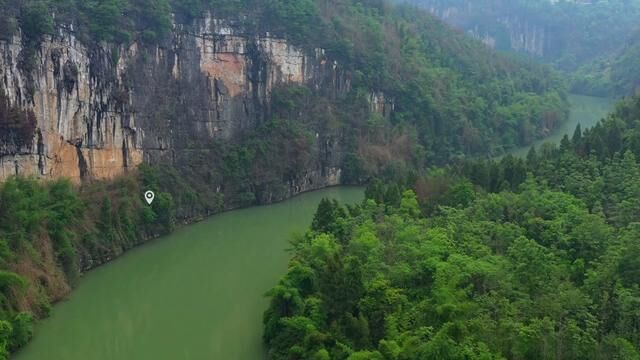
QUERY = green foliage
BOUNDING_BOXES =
[0,272,26,292]
[20,1,54,43]
[262,0,324,46]
[264,94,640,359]
[407,0,640,71]
[1,0,172,46]
[77,0,132,43]
[0,320,11,360]
[572,29,640,97]
[9,312,33,350]
[0,177,84,352]
[407,0,640,97]
[0,166,186,354]
[151,192,174,233]
[311,199,347,235]
[129,0,172,43]
[213,119,316,205]
[2,0,568,165]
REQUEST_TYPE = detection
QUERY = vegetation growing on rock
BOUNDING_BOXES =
[1,0,568,166]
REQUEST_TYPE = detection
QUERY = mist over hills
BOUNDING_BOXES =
[403,0,640,96]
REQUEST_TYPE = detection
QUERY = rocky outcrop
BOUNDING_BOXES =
[369,91,394,117]
[416,1,548,57]
[501,17,545,57]
[464,17,545,57]
[0,28,141,181]
[0,14,356,192]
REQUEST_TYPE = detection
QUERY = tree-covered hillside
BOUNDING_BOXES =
[0,0,569,357]
[0,167,179,358]
[403,0,640,97]
[264,94,640,359]
[1,0,566,167]
[572,30,640,97]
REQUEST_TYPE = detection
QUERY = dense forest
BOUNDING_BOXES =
[263,94,640,359]
[404,0,640,97]
[0,0,569,356]
[0,165,178,357]
[0,0,567,165]
[572,30,640,97]
[1,0,638,358]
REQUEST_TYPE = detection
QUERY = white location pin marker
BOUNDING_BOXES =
[144,190,155,205]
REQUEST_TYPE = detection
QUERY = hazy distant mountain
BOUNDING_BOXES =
[573,30,640,96]
[402,0,640,68]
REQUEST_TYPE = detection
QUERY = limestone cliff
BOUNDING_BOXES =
[422,3,547,57]
[0,14,360,196]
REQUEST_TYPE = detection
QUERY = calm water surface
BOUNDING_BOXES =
[14,187,363,360]
[12,95,615,360]
[508,94,614,157]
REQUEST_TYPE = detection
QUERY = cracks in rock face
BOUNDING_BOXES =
[74,142,88,181]
[122,138,129,170]
[0,15,349,186]
[62,61,78,93]
[36,129,44,175]
[51,48,62,78]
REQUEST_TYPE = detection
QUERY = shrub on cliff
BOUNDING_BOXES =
[0,91,36,152]
[19,1,54,43]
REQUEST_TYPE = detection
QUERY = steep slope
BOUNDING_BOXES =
[403,0,640,96]
[0,0,567,356]
[572,30,640,97]
[265,94,640,359]
[0,1,566,185]
[404,0,640,68]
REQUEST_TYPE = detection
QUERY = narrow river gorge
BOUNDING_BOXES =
[12,95,613,360]
[14,188,364,360]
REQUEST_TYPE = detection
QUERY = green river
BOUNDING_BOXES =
[508,94,614,157]
[14,187,364,360]
[13,94,614,360]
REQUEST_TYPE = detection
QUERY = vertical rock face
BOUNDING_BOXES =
[0,14,352,188]
[417,1,549,57]
[369,91,394,118]
[0,31,127,181]
[501,17,546,57]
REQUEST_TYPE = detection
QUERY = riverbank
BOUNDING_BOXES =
[507,94,614,157]
[0,163,353,359]
[13,187,364,360]
[8,95,614,359]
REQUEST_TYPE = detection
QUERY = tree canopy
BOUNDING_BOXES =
[264,94,640,359]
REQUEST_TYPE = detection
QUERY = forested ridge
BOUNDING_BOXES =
[263,94,640,359]
[572,30,640,97]
[404,0,640,97]
[1,0,632,358]
[0,0,567,165]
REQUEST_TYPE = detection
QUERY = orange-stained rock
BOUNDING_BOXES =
[0,13,355,184]
[45,132,81,183]
[200,53,246,97]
